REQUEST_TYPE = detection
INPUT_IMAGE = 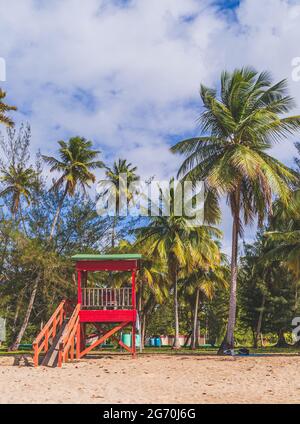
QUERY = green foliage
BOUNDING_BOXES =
[42,136,104,196]
[0,89,17,127]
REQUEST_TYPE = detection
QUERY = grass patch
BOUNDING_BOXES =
[0,345,298,357]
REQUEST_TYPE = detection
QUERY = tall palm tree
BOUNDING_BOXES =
[0,89,17,127]
[135,181,221,348]
[0,164,38,222]
[42,136,104,240]
[98,159,139,247]
[171,68,300,351]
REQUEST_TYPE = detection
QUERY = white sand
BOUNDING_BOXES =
[0,354,299,404]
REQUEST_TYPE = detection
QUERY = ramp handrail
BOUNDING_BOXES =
[58,303,81,367]
[32,300,66,367]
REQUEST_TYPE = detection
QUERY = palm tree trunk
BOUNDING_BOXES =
[173,267,181,349]
[191,287,200,349]
[10,277,40,351]
[218,196,240,354]
[111,216,117,248]
[255,294,265,348]
[141,313,146,349]
[19,203,28,237]
[138,280,144,313]
[49,186,68,241]
[294,265,300,312]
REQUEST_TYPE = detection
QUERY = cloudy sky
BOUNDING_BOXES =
[1,0,300,253]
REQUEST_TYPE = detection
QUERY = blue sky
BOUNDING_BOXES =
[1,0,300,254]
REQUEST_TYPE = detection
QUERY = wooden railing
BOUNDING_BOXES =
[58,304,80,367]
[82,288,132,309]
[32,300,66,367]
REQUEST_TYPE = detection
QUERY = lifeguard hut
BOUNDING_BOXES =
[32,253,141,367]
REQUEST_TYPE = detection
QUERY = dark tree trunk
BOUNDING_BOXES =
[184,331,192,347]
[252,329,257,349]
[196,318,201,347]
[275,329,289,348]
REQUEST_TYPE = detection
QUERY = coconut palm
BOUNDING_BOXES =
[98,159,139,247]
[42,136,104,240]
[183,264,228,349]
[0,164,38,221]
[171,68,300,351]
[0,89,17,127]
[135,180,221,348]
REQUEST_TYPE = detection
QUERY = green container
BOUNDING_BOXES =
[135,334,140,348]
[122,333,132,347]
[122,333,140,348]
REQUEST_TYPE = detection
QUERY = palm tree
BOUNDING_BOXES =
[183,265,228,349]
[135,181,221,348]
[171,68,300,351]
[0,164,38,224]
[98,159,139,247]
[0,89,17,127]
[42,136,104,240]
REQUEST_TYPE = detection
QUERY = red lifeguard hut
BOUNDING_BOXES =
[33,253,141,367]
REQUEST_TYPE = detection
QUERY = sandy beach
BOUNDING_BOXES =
[0,354,299,404]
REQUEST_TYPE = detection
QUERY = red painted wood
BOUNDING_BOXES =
[117,338,133,354]
[79,321,130,358]
[76,260,138,272]
[131,270,136,309]
[79,309,136,323]
[77,271,82,305]
[33,300,66,367]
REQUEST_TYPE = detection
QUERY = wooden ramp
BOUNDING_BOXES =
[41,320,68,367]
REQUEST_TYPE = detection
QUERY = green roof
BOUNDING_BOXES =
[71,254,142,261]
